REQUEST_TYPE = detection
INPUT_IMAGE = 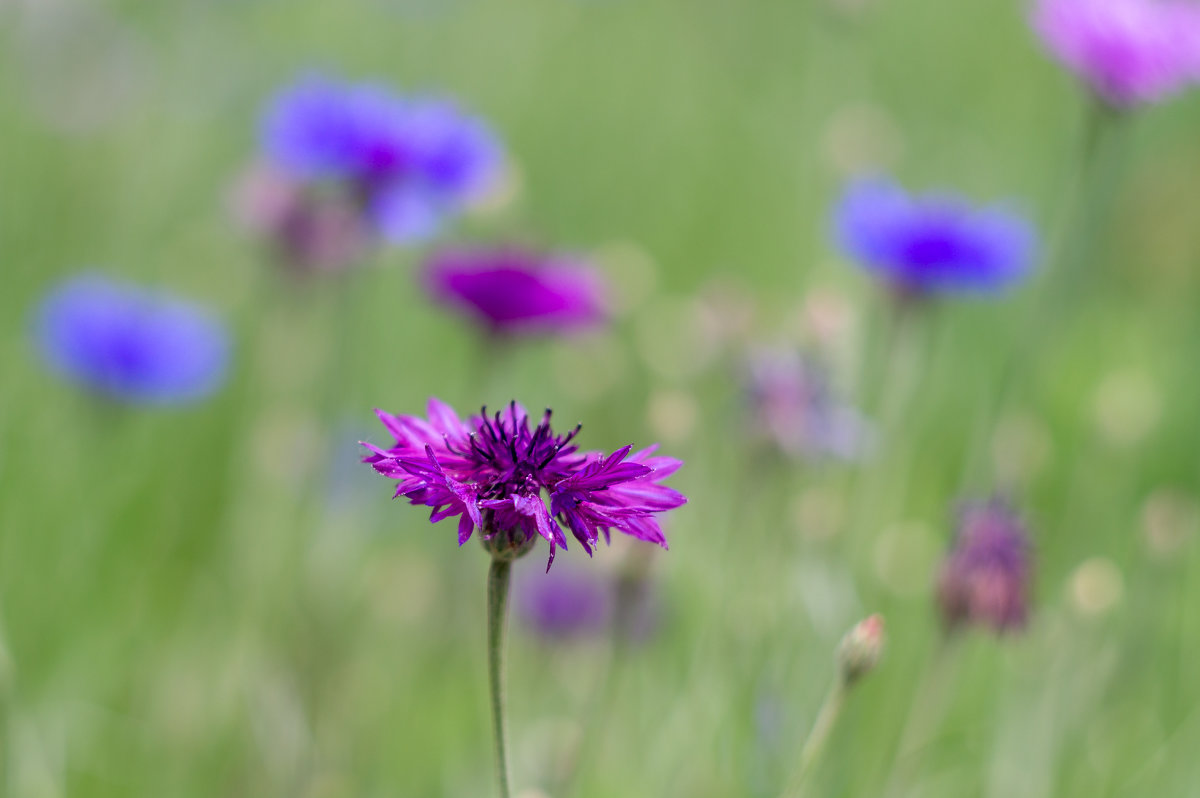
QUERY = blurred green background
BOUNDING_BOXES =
[3,0,1200,795]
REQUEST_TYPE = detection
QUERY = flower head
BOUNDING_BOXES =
[937,499,1033,634]
[744,348,871,461]
[259,75,503,244]
[423,247,608,335]
[363,399,686,568]
[33,274,230,404]
[1033,0,1200,108]
[834,178,1037,296]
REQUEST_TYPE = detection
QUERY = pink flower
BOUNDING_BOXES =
[1034,0,1200,108]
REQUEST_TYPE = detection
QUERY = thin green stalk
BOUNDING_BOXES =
[487,559,513,798]
[1020,98,1126,348]
[963,99,1128,486]
[558,621,625,798]
[0,608,11,791]
[320,270,365,425]
[844,298,930,549]
[559,550,652,797]
[781,678,847,798]
[881,638,958,798]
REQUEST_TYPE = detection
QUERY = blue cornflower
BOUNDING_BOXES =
[33,274,230,405]
[834,178,1037,295]
[259,75,503,245]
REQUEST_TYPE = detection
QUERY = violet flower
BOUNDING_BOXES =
[33,274,230,405]
[744,348,871,461]
[937,500,1033,634]
[259,75,503,245]
[362,399,686,568]
[514,562,614,640]
[834,178,1037,296]
[1033,0,1200,108]
[514,555,663,642]
[423,247,608,335]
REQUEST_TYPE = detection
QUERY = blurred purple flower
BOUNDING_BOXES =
[33,274,230,405]
[515,562,613,639]
[1033,0,1200,108]
[259,75,503,245]
[744,348,871,461]
[834,178,1037,296]
[937,499,1033,634]
[232,164,371,276]
[515,553,664,642]
[423,247,608,335]
[362,399,686,568]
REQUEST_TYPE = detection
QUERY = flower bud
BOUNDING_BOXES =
[836,614,885,686]
[937,499,1032,634]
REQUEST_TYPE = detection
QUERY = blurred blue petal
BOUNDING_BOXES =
[33,274,231,405]
[370,183,447,244]
[834,177,1037,295]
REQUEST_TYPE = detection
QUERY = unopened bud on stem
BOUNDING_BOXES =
[836,614,885,687]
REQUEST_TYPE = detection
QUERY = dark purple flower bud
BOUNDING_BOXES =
[32,274,230,405]
[422,247,609,336]
[937,500,1033,634]
[362,399,686,569]
[1033,0,1200,109]
[232,164,371,276]
[834,178,1037,297]
[743,348,871,461]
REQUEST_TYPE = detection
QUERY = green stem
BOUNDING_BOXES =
[320,271,363,425]
[0,608,10,788]
[1035,98,1126,323]
[558,549,651,797]
[487,559,513,798]
[881,639,957,797]
[781,678,847,798]
[845,298,929,549]
[557,621,624,798]
[963,99,1127,487]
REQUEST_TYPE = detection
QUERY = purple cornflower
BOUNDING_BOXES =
[362,399,686,567]
[422,247,608,335]
[937,500,1033,634]
[834,178,1037,296]
[514,562,614,639]
[259,75,503,244]
[33,274,230,404]
[744,348,871,461]
[1033,0,1200,108]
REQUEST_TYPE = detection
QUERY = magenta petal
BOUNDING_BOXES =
[423,247,609,335]
[457,513,475,545]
